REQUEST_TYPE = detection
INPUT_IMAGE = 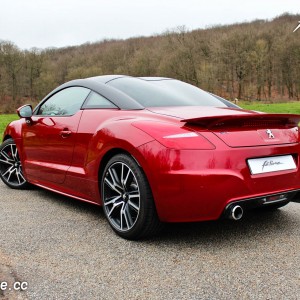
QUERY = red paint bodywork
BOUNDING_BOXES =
[3,105,300,222]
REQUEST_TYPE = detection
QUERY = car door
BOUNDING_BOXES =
[22,86,91,184]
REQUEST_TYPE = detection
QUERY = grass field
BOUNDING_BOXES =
[0,114,18,139]
[239,101,300,114]
[0,101,300,139]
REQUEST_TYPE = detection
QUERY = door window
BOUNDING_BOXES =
[38,87,90,116]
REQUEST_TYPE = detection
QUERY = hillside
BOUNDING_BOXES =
[0,13,300,112]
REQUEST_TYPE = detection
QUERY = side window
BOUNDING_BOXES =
[83,92,117,109]
[38,87,91,116]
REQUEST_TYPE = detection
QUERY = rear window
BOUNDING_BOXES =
[107,78,227,107]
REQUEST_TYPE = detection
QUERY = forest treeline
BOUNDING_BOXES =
[0,13,300,112]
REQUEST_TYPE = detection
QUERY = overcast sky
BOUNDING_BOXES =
[0,0,299,49]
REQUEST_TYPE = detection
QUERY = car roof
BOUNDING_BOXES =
[35,75,236,113]
[88,75,125,84]
[35,76,145,111]
[37,75,173,112]
[87,75,172,84]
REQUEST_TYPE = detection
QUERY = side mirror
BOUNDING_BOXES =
[17,104,33,119]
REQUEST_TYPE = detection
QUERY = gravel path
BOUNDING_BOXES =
[0,181,299,299]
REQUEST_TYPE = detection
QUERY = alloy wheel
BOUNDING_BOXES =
[102,161,140,232]
[0,142,26,187]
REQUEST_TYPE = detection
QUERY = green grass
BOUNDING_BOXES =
[0,102,300,138]
[0,114,18,139]
[239,101,300,114]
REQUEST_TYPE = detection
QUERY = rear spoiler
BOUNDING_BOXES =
[181,114,300,130]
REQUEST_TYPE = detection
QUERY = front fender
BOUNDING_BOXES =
[3,119,24,142]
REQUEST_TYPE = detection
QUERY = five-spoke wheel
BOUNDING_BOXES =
[0,138,29,189]
[101,154,161,240]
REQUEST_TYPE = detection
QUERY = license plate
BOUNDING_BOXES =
[247,155,296,175]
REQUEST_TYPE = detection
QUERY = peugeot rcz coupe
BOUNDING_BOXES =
[1,75,300,239]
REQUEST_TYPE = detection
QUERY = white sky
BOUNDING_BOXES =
[0,0,299,49]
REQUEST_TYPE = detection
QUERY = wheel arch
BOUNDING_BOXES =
[2,119,23,143]
[98,147,145,184]
[93,121,154,189]
[97,147,156,207]
[98,148,130,184]
[2,135,13,142]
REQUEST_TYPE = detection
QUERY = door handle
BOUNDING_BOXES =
[60,129,71,138]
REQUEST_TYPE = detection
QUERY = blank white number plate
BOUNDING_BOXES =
[248,155,296,175]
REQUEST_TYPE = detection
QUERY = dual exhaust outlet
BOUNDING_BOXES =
[226,205,244,221]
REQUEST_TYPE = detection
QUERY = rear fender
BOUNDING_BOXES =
[78,119,155,180]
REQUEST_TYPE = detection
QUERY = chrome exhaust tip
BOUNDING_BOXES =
[229,205,243,221]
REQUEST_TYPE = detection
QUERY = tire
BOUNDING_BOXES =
[0,138,30,189]
[101,153,161,240]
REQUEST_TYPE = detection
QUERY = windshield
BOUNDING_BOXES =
[107,77,228,107]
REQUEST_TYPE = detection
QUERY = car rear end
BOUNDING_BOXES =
[136,110,300,223]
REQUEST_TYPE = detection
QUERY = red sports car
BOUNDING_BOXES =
[1,75,300,239]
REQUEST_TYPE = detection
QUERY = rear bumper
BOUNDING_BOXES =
[224,189,299,215]
[291,192,300,203]
[138,140,300,222]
